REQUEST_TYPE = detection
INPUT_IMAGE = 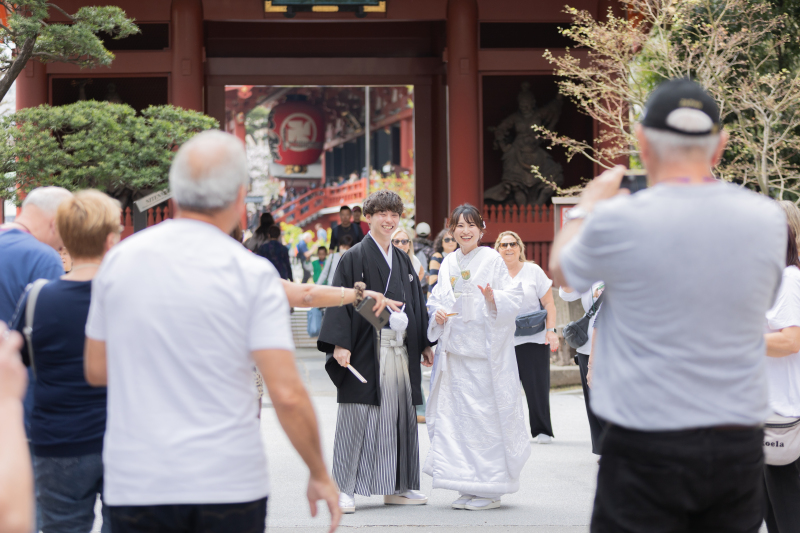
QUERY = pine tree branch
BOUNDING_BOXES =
[0,35,35,102]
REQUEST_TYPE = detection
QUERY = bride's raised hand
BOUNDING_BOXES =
[477,283,495,303]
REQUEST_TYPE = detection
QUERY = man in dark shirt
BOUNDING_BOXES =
[330,206,363,252]
[256,225,293,281]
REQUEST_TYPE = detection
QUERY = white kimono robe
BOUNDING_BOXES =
[424,247,531,496]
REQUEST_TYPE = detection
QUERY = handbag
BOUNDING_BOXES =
[306,307,323,338]
[562,292,604,349]
[514,308,549,337]
[764,412,800,466]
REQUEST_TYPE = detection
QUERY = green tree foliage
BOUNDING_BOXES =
[538,0,800,201]
[0,101,218,204]
[0,1,138,102]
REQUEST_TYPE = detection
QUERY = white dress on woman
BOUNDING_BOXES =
[424,246,529,497]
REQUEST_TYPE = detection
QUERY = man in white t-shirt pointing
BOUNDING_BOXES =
[84,130,341,533]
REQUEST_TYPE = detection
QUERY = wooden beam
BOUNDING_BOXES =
[206,57,443,77]
[478,48,588,73]
[46,51,172,75]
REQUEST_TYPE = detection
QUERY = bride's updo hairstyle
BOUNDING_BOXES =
[448,203,485,235]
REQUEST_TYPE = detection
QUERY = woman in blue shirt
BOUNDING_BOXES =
[13,190,121,533]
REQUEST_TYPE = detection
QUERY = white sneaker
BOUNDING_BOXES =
[384,490,428,505]
[465,497,501,510]
[536,434,552,444]
[451,494,475,510]
[339,493,355,514]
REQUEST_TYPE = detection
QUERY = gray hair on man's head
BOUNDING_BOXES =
[169,130,248,212]
[22,186,73,215]
[643,127,720,163]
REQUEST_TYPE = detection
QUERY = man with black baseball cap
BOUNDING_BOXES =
[551,79,786,532]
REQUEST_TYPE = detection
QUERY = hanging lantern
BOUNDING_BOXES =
[267,94,325,173]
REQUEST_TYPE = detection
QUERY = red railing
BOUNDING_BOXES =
[482,204,555,273]
[275,179,368,226]
[120,202,172,240]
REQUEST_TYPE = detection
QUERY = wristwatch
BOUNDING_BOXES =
[564,206,589,222]
[545,327,557,333]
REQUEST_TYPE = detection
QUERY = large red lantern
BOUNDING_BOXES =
[268,95,325,172]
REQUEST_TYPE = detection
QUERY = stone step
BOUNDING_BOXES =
[291,308,319,349]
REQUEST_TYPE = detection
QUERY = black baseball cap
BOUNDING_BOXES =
[641,79,721,136]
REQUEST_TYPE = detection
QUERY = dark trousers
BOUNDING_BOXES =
[592,424,764,533]
[109,497,267,533]
[576,352,607,455]
[300,261,312,283]
[515,342,553,437]
[764,456,800,532]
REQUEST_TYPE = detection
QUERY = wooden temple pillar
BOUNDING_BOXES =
[16,60,48,111]
[446,0,481,214]
[171,0,204,112]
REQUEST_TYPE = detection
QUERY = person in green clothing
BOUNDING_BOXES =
[312,247,328,283]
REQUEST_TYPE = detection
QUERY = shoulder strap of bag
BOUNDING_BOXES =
[585,292,604,320]
[23,279,48,379]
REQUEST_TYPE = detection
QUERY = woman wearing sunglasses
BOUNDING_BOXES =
[391,227,425,281]
[428,229,459,295]
[495,231,559,444]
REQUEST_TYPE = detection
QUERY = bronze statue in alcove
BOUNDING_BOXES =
[485,82,565,206]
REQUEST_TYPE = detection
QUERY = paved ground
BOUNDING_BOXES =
[90,347,769,532]
[263,348,599,532]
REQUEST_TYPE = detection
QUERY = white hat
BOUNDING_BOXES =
[415,222,431,237]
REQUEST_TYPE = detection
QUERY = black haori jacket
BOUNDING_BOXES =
[317,234,431,406]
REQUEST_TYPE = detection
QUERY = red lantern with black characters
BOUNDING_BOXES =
[267,95,325,172]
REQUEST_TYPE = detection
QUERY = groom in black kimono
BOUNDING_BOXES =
[318,190,433,514]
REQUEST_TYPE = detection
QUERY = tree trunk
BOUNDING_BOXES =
[0,36,37,103]
[758,123,771,195]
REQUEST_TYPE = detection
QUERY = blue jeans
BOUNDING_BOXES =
[33,453,110,533]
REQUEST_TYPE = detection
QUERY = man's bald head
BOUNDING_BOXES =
[16,187,73,250]
[169,130,248,212]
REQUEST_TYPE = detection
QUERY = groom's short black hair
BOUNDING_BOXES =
[363,190,403,216]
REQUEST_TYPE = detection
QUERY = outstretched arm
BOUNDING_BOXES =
[281,280,400,315]
[550,166,627,289]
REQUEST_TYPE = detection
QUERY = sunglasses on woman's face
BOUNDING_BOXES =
[443,237,456,243]
[498,242,519,249]
[392,239,410,245]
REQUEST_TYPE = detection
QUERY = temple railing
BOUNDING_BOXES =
[120,202,172,239]
[275,179,368,227]
[482,204,555,273]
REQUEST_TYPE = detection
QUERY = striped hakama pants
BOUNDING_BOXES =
[332,330,420,497]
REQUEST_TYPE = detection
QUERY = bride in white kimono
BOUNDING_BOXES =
[425,204,530,511]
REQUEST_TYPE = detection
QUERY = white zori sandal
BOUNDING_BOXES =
[452,494,476,510]
[338,493,355,514]
[465,497,501,510]
[383,490,428,505]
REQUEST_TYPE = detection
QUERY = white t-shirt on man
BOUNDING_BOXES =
[86,219,294,506]
[512,262,553,346]
[765,265,800,417]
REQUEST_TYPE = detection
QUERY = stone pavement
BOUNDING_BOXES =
[262,348,599,532]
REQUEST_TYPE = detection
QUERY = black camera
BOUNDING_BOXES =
[620,170,648,194]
